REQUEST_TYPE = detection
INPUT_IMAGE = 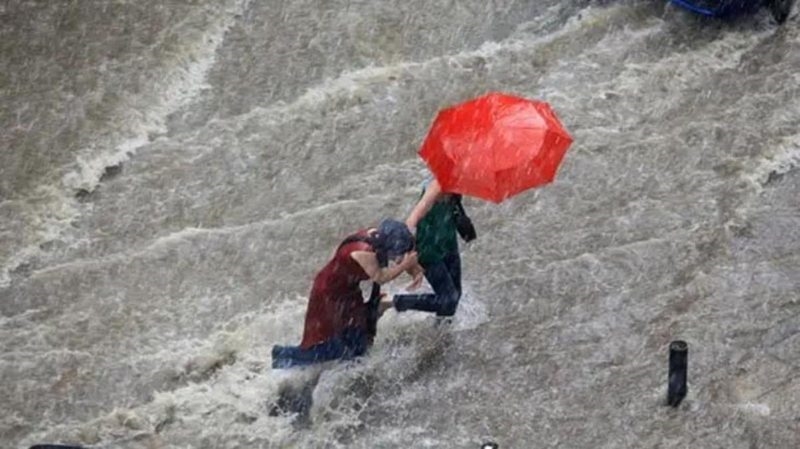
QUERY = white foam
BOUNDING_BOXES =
[735,402,771,416]
[1,0,251,287]
[62,0,250,194]
[0,185,82,287]
[451,286,490,331]
[230,2,603,130]
[745,131,800,188]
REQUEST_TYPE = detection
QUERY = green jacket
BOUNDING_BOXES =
[415,189,458,266]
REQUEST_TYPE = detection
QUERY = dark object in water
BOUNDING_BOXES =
[30,445,88,449]
[268,374,320,428]
[667,340,688,407]
[767,0,795,23]
[670,0,794,23]
[269,381,315,417]
[99,163,122,182]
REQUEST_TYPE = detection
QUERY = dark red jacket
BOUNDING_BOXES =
[300,230,372,348]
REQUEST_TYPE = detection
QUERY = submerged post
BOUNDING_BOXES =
[29,445,87,449]
[667,340,688,407]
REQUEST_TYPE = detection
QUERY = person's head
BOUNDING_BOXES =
[373,219,415,267]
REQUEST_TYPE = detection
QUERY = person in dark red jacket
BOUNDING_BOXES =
[272,219,419,369]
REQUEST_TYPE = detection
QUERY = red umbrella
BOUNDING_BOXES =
[419,92,573,203]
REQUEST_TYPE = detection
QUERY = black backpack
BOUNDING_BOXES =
[450,195,477,242]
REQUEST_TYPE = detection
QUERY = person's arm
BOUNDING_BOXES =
[351,250,418,284]
[406,179,443,232]
[404,262,424,290]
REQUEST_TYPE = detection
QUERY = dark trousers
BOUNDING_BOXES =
[393,249,462,317]
[271,327,368,369]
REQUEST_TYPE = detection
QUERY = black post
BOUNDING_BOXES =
[667,340,688,407]
[30,445,88,449]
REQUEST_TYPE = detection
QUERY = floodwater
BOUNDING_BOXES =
[1,1,798,448]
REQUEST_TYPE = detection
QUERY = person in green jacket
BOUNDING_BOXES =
[382,177,475,318]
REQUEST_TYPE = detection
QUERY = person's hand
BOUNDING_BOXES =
[399,251,418,269]
[406,264,424,290]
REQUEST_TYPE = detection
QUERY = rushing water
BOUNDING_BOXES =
[1,1,798,448]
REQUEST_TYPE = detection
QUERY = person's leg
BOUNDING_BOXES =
[439,249,462,316]
[272,327,368,369]
[393,260,459,315]
[340,326,369,358]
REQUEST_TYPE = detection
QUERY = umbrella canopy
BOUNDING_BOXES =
[419,92,573,203]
